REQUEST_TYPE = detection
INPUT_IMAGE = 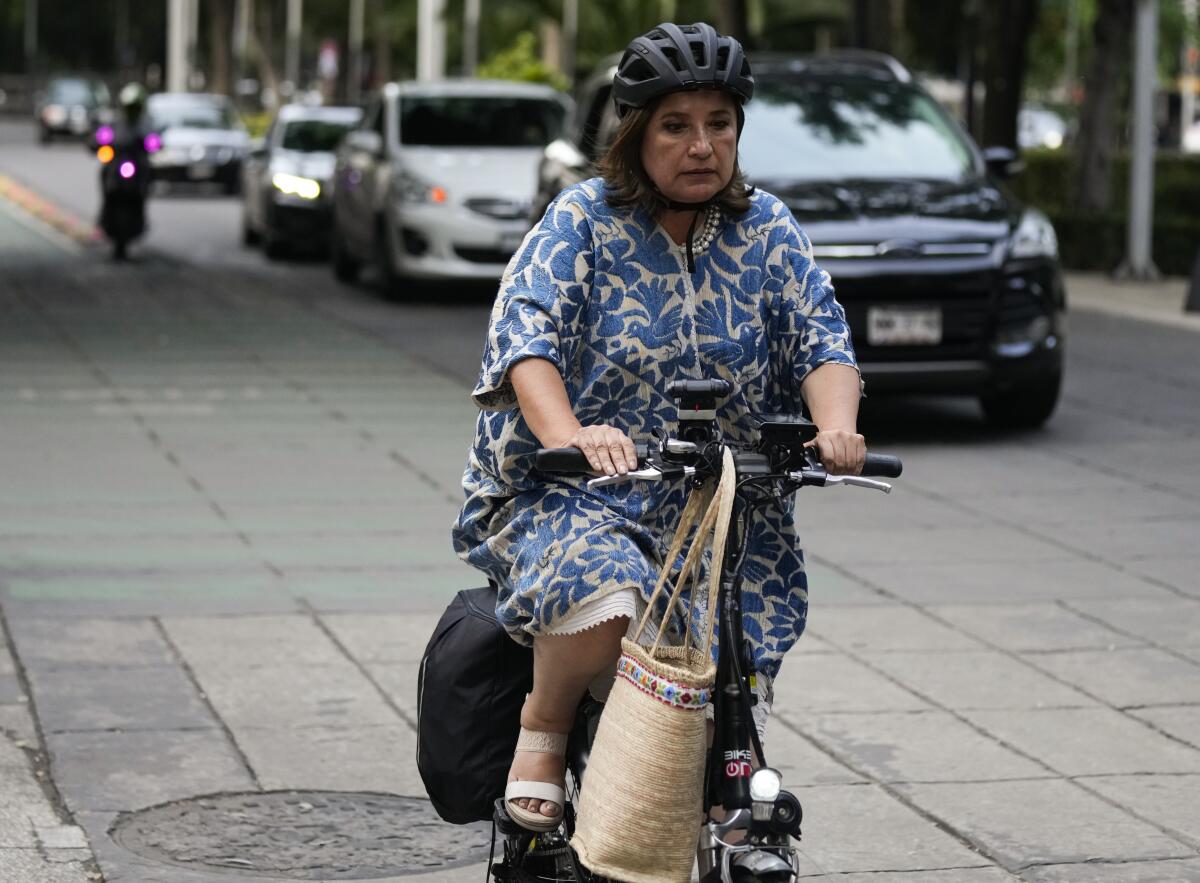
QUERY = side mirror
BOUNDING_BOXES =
[345,129,383,157]
[982,146,1024,179]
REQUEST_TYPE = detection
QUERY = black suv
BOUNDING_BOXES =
[533,51,1065,428]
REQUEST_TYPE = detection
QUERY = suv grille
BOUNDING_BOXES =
[464,198,529,220]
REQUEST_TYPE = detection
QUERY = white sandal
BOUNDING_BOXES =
[504,727,568,832]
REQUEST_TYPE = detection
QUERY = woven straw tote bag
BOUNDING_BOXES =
[571,448,736,883]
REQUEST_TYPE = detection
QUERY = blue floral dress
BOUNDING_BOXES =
[452,178,858,680]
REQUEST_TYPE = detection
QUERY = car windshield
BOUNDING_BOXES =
[149,99,237,130]
[48,80,96,105]
[740,79,976,182]
[398,95,564,147]
[280,119,354,152]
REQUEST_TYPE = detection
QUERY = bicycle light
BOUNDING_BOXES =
[750,767,783,821]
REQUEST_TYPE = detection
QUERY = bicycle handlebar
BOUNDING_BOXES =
[534,445,902,480]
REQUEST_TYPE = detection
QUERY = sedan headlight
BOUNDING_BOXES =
[1009,209,1058,260]
[393,169,447,204]
[42,104,66,126]
[272,172,321,200]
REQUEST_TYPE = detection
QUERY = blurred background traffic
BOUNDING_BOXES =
[2,0,1199,428]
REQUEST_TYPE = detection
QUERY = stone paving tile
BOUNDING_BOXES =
[801,870,1014,882]
[161,614,347,670]
[0,849,94,883]
[898,779,1195,871]
[974,486,1200,525]
[1023,647,1200,707]
[46,729,254,813]
[803,561,894,606]
[1046,517,1200,562]
[0,534,264,572]
[283,564,483,612]
[787,783,986,874]
[219,500,458,533]
[1022,858,1200,882]
[1124,556,1200,599]
[321,612,441,665]
[0,704,37,743]
[806,605,987,653]
[0,501,231,538]
[928,603,1143,652]
[847,557,1173,605]
[27,665,215,733]
[1131,706,1200,750]
[0,653,22,705]
[795,710,1048,783]
[771,653,931,714]
[249,532,456,570]
[1063,598,1200,649]
[10,618,175,669]
[0,574,299,617]
[1079,774,1200,844]
[233,724,425,797]
[962,708,1200,776]
[184,663,400,730]
[760,719,867,787]
[861,650,1098,710]
[797,523,1066,567]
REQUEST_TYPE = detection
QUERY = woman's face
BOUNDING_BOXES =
[640,90,738,206]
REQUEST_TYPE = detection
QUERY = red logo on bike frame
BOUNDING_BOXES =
[725,760,753,778]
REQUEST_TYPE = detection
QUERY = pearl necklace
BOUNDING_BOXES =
[690,204,721,254]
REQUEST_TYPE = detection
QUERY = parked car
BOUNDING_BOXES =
[146,92,250,193]
[535,52,1066,428]
[330,80,570,296]
[241,104,362,258]
[36,76,112,143]
[1018,105,1067,151]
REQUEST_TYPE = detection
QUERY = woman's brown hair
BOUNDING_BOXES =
[597,97,753,218]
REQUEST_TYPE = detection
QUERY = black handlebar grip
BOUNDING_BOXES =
[862,453,903,478]
[535,444,649,473]
[666,379,733,397]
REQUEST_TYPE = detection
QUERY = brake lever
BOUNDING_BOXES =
[790,469,892,493]
[587,464,696,490]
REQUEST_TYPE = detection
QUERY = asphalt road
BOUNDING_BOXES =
[2,116,1199,882]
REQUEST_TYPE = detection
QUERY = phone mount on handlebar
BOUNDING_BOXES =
[667,379,731,445]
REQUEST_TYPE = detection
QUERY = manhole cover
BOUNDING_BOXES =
[110,790,492,879]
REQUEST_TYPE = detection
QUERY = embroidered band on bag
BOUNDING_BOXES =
[616,654,711,710]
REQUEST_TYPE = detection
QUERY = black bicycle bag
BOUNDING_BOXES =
[416,585,533,824]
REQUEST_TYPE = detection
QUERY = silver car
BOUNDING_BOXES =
[241,104,362,258]
[330,80,569,296]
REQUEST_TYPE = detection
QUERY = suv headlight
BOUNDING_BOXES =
[1009,209,1058,260]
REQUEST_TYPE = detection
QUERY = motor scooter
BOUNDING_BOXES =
[93,124,161,259]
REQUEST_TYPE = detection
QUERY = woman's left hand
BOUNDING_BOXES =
[806,428,866,475]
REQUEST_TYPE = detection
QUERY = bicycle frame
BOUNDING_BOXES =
[492,379,898,883]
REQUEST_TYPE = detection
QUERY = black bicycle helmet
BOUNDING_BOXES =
[612,22,754,119]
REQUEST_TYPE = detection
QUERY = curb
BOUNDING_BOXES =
[0,172,100,246]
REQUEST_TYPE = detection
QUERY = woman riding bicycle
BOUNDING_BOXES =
[452,21,865,834]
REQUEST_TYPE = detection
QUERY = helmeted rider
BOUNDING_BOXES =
[453,19,865,846]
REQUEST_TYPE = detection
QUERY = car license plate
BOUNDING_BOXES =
[187,163,215,180]
[867,307,942,345]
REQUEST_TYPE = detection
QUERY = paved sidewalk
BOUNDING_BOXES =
[1064,271,1200,333]
[1,181,1199,880]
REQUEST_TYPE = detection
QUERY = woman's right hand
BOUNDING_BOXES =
[558,424,639,476]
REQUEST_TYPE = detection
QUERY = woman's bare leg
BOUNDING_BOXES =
[509,615,629,818]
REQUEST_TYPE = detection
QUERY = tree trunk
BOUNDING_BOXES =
[850,0,903,55]
[251,0,281,106]
[371,0,391,87]
[716,0,749,44]
[1069,0,1134,214]
[979,0,1040,149]
[208,0,234,95]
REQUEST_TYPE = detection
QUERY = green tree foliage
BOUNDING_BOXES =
[476,31,568,90]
